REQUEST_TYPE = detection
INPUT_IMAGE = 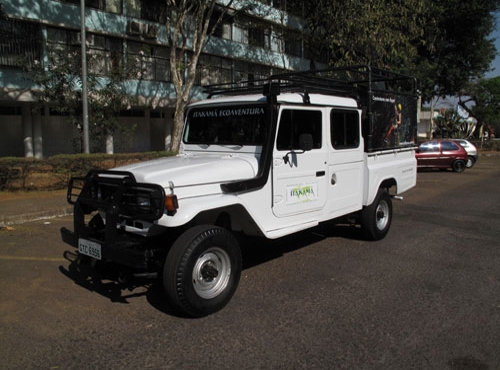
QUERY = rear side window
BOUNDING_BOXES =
[330,110,360,149]
[276,109,322,151]
[441,141,459,151]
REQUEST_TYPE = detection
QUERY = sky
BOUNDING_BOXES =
[485,12,500,78]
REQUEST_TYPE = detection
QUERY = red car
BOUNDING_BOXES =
[415,140,468,172]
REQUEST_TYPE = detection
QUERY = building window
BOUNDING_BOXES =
[197,55,232,85]
[87,35,123,75]
[233,18,271,49]
[211,10,232,40]
[248,26,269,48]
[0,18,42,68]
[60,0,122,14]
[127,41,170,82]
[125,0,166,21]
[47,28,123,76]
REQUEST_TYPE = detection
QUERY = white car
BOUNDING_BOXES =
[455,139,478,168]
[61,67,419,317]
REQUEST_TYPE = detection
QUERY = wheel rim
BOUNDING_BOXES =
[192,247,231,299]
[466,158,473,168]
[375,200,390,231]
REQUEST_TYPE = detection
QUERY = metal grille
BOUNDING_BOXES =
[0,18,42,67]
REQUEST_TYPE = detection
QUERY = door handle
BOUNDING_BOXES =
[316,171,325,177]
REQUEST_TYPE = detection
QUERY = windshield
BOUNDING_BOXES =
[184,104,268,146]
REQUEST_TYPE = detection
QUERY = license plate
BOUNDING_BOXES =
[78,238,102,260]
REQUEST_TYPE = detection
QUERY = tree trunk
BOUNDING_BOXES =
[171,99,187,153]
[105,133,114,154]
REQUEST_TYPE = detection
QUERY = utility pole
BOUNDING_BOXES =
[80,0,90,153]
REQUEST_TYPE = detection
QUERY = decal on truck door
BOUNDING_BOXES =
[286,183,319,205]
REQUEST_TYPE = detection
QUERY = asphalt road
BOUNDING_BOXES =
[1,156,500,370]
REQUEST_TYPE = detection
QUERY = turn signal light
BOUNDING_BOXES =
[165,194,179,213]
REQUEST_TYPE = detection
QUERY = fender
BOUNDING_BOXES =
[156,193,265,235]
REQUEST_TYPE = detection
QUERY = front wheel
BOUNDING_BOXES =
[163,225,242,317]
[360,189,393,241]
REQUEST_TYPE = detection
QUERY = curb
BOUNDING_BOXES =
[0,207,73,228]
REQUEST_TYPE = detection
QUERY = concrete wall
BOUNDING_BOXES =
[0,108,173,157]
[42,115,80,156]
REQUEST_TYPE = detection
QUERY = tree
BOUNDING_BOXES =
[283,0,331,69]
[328,0,427,70]
[415,0,500,102]
[432,108,477,139]
[165,0,235,153]
[289,0,500,103]
[459,77,500,137]
[26,45,140,153]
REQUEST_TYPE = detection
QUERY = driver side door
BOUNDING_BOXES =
[272,107,327,218]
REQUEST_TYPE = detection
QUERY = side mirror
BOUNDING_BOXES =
[299,134,313,152]
[283,134,314,164]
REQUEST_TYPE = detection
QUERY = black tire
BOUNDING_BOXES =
[360,189,392,241]
[452,160,466,173]
[163,225,242,317]
[466,156,475,168]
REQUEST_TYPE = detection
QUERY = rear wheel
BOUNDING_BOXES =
[452,160,466,173]
[360,189,392,241]
[163,225,242,317]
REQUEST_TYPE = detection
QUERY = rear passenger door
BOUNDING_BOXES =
[327,109,364,218]
[272,107,328,218]
[440,140,460,164]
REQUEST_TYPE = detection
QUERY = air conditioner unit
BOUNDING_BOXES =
[127,20,143,36]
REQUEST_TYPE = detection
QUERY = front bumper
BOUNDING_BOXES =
[60,170,166,269]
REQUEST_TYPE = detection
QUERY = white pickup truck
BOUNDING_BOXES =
[61,66,418,317]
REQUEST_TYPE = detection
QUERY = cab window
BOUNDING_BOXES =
[276,109,322,151]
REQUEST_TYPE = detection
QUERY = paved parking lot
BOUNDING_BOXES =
[1,156,499,370]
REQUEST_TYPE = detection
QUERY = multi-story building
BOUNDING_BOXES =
[0,0,326,157]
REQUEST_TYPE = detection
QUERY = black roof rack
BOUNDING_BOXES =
[205,65,418,100]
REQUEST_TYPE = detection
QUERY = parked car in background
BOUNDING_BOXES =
[455,139,478,168]
[415,140,468,172]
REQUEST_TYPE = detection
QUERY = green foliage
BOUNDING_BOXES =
[0,152,174,191]
[432,109,476,139]
[328,0,426,70]
[24,45,144,153]
[416,0,499,101]
[290,0,500,102]
[469,77,500,134]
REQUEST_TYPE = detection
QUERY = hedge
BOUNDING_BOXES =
[0,151,174,191]
[1,141,498,191]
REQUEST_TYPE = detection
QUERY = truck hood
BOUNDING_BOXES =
[113,153,259,189]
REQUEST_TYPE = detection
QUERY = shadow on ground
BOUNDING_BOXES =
[59,221,364,317]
